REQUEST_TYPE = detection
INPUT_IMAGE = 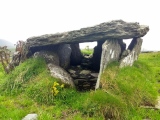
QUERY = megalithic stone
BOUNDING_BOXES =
[120,38,143,68]
[26,20,149,48]
[70,44,82,65]
[95,40,121,89]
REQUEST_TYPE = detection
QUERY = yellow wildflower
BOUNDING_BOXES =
[53,86,57,91]
[52,82,64,96]
[60,84,64,88]
[54,90,59,96]
[53,81,59,87]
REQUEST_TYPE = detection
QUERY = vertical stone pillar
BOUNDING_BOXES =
[70,44,82,66]
[92,40,105,71]
[120,38,143,68]
[57,44,72,69]
[95,39,121,89]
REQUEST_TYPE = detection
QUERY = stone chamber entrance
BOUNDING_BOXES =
[67,41,103,91]
[67,39,132,91]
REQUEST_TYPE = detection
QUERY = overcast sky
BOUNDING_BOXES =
[0,0,159,50]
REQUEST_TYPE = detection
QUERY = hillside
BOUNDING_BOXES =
[0,52,160,119]
[0,39,15,48]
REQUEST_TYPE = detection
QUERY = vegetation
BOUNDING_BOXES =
[0,52,160,120]
[0,46,11,73]
[81,48,94,56]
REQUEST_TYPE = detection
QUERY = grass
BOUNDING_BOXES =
[81,49,94,55]
[0,52,160,119]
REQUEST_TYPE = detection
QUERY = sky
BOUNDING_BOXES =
[0,0,159,50]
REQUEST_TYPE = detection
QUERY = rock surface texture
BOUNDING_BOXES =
[96,40,122,89]
[22,114,38,120]
[48,63,75,87]
[26,20,149,48]
[15,20,149,89]
[70,44,82,65]
[92,41,105,71]
[33,45,71,69]
[120,38,143,68]
[57,44,71,69]
[155,96,160,109]
[34,51,59,65]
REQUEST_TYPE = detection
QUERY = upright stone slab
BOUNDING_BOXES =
[92,41,105,71]
[57,44,71,69]
[25,44,71,69]
[120,38,143,68]
[95,40,121,89]
[34,50,59,65]
[70,44,82,65]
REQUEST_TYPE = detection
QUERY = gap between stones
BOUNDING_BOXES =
[67,50,99,91]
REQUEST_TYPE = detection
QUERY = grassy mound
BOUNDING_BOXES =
[0,52,160,120]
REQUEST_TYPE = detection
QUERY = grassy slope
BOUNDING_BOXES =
[0,52,160,120]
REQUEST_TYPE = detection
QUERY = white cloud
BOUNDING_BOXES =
[0,0,159,50]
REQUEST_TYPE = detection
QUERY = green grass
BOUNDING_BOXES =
[0,52,160,119]
[81,49,94,55]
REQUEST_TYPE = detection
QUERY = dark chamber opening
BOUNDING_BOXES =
[68,41,102,91]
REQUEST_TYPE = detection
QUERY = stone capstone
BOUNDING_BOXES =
[120,38,143,68]
[96,40,122,89]
[26,20,149,48]
[48,63,75,87]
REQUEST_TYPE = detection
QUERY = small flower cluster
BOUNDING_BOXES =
[52,81,64,96]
